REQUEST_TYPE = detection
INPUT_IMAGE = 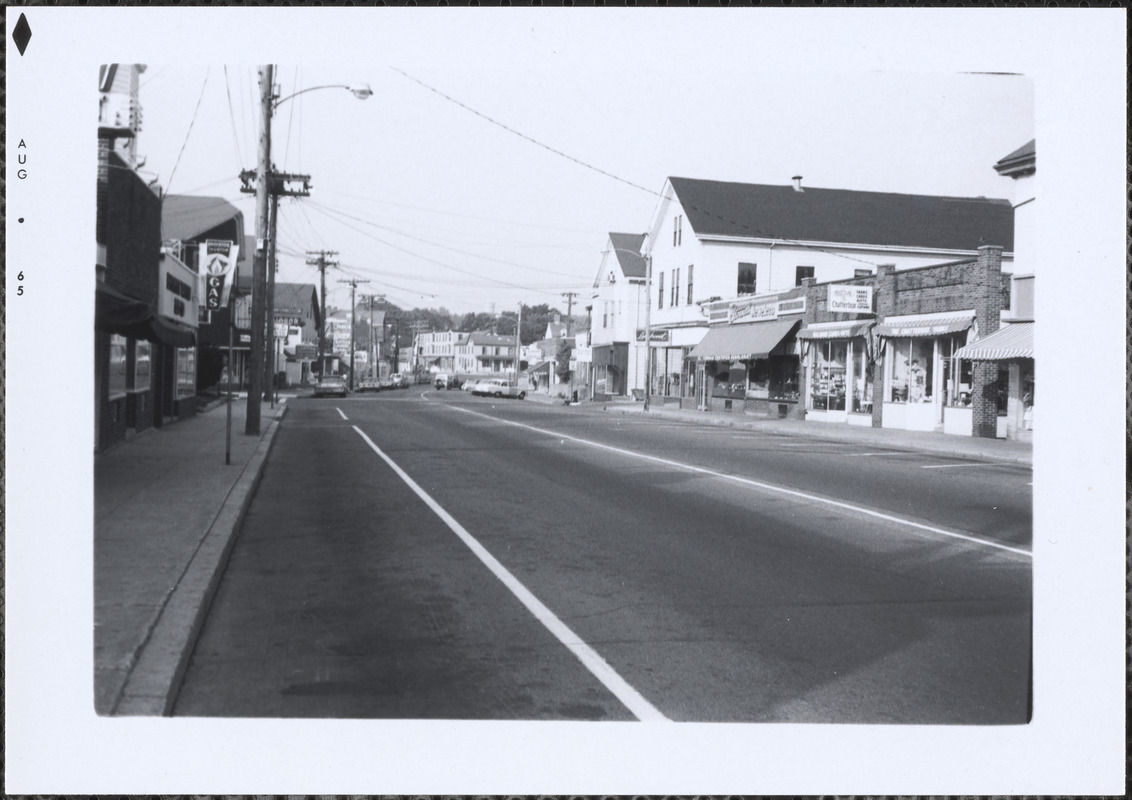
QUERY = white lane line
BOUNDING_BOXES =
[351,425,669,723]
[336,408,348,421]
[920,463,1001,469]
[448,406,1031,559]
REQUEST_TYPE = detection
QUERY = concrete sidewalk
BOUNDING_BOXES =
[597,398,1032,466]
[94,396,285,716]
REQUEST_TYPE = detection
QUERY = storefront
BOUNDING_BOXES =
[954,321,1033,442]
[689,316,802,418]
[591,342,628,397]
[873,310,977,433]
[797,320,875,426]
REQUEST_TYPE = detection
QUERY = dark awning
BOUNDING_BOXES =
[592,342,629,371]
[797,320,873,340]
[953,321,1033,360]
[96,283,196,347]
[689,318,799,361]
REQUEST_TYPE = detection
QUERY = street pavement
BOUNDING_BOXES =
[94,387,1030,716]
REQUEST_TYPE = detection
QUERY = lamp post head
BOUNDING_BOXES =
[347,83,373,100]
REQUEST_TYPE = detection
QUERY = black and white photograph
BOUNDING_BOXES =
[4,6,1126,795]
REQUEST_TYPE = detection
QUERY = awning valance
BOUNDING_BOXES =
[797,320,874,340]
[953,321,1033,360]
[873,310,975,338]
[689,318,799,361]
[96,283,197,347]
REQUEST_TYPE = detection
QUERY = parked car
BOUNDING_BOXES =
[461,378,483,393]
[434,373,462,390]
[474,378,526,399]
[313,374,348,398]
[390,373,410,388]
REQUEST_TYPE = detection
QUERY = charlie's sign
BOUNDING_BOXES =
[201,239,240,310]
[828,284,872,313]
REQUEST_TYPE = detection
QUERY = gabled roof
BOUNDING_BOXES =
[993,139,1036,178]
[272,283,319,323]
[162,195,245,245]
[608,232,647,278]
[667,177,1014,252]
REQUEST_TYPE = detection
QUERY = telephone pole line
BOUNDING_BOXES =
[338,278,370,391]
[561,291,578,336]
[306,250,338,376]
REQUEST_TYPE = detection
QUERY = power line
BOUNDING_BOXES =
[223,66,245,168]
[165,68,210,194]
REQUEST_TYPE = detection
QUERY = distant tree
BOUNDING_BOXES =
[555,338,573,383]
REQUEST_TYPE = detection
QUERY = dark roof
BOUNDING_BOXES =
[608,232,647,278]
[993,139,1036,177]
[162,195,245,244]
[272,283,319,323]
[668,177,1014,252]
[469,331,516,346]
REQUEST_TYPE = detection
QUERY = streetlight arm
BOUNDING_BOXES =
[273,83,373,110]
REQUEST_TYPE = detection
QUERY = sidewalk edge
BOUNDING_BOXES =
[113,408,286,716]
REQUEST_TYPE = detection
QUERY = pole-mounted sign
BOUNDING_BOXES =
[201,239,240,310]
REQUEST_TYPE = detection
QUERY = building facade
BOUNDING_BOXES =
[589,232,648,398]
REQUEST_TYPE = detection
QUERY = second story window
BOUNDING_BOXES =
[738,262,757,296]
[672,268,680,307]
[658,272,665,309]
[795,265,815,286]
[687,264,694,305]
[673,214,683,247]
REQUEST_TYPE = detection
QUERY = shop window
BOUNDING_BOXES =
[810,340,848,411]
[995,365,1009,416]
[888,338,933,403]
[942,334,973,407]
[134,340,152,391]
[795,266,815,286]
[176,348,196,399]
[737,263,757,296]
[712,360,748,400]
[769,355,800,402]
[109,335,128,399]
[1021,361,1034,430]
[853,345,874,413]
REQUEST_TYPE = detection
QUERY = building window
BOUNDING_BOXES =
[602,302,609,328]
[176,348,196,399]
[658,272,664,309]
[133,340,152,391]
[941,334,974,407]
[795,265,815,286]
[672,268,680,307]
[738,263,757,295]
[888,338,933,404]
[673,214,683,247]
[810,339,848,411]
[109,334,128,399]
[687,264,694,305]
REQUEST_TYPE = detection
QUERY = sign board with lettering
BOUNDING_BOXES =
[828,284,873,313]
[636,329,671,344]
[201,240,240,309]
[158,254,199,327]
[728,295,806,324]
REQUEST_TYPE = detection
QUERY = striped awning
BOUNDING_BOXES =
[873,310,975,338]
[797,320,874,340]
[953,321,1034,360]
[689,318,799,361]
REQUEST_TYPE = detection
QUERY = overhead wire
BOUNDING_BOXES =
[165,68,210,195]
[222,66,245,169]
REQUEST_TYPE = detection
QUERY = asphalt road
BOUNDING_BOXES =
[174,389,1032,722]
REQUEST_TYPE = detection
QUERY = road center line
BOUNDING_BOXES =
[350,425,669,723]
[447,406,1031,559]
[920,463,999,469]
[336,408,348,421]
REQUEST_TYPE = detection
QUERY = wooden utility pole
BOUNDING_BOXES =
[246,64,273,436]
[561,291,577,336]
[338,278,370,390]
[306,250,338,376]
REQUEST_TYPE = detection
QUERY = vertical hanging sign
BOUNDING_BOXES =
[201,239,240,310]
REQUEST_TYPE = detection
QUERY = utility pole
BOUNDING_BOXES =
[643,235,653,413]
[246,64,273,436]
[514,302,523,388]
[561,291,577,337]
[339,278,369,390]
[362,293,384,383]
[306,250,338,377]
[240,166,311,406]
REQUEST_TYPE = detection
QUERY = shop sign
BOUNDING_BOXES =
[273,323,290,337]
[729,296,806,324]
[294,344,317,359]
[201,239,240,310]
[159,257,199,326]
[574,345,592,362]
[828,284,872,313]
[636,329,671,343]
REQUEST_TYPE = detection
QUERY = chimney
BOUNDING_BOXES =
[792,175,804,192]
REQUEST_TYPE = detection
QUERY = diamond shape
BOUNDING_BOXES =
[13,13,31,56]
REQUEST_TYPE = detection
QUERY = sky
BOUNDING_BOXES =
[125,14,1034,316]
[4,6,1128,796]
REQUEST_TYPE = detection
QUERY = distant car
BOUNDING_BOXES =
[313,374,348,398]
[390,373,410,388]
[475,378,525,399]
[461,378,483,393]
[434,373,462,390]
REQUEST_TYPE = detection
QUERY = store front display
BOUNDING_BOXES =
[954,321,1034,441]
[873,311,976,432]
[798,320,874,424]
[690,317,802,416]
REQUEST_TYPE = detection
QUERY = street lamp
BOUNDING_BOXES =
[245,68,371,435]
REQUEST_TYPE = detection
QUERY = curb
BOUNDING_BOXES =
[113,407,287,716]
[600,404,1032,467]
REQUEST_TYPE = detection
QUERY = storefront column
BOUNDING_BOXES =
[971,361,1000,438]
